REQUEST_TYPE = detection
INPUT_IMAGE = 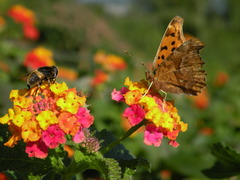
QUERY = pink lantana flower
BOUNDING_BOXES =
[111,87,128,102]
[25,139,48,159]
[111,89,124,102]
[123,104,145,126]
[144,124,163,147]
[75,107,94,128]
[168,140,179,148]
[42,124,66,149]
[73,129,85,143]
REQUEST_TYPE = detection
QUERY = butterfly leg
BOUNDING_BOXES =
[160,90,167,111]
[141,81,153,98]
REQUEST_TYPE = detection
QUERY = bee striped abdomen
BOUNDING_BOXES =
[26,66,58,89]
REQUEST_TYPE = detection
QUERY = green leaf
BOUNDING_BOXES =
[64,150,121,180]
[101,158,122,180]
[120,157,151,179]
[0,124,54,178]
[96,130,151,178]
[202,143,240,178]
[0,142,53,179]
[74,150,85,163]
[96,129,134,160]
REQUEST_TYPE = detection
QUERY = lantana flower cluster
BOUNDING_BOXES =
[8,4,39,40]
[112,77,188,147]
[94,51,127,72]
[0,82,94,158]
[24,47,55,70]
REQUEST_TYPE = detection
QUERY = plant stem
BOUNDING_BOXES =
[100,120,147,155]
[52,150,66,174]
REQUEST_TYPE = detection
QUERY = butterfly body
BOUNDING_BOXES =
[146,16,206,96]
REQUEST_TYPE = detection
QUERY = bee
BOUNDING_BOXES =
[26,66,58,89]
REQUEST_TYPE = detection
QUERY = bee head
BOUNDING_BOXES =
[52,66,58,78]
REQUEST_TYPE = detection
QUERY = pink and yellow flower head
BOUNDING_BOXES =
[112,77,188,148]
[0,82,94,158]
[23,47,55,70]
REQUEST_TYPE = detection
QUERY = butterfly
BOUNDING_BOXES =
[145,16,206,96]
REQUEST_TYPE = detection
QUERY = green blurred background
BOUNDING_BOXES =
[1,0,240,179]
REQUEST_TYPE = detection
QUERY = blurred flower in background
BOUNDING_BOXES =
[64,145,74,158]
[22,23,39,40]
[214,71,229,87]
[57,67,78,81]
[94,51,127,72]
[0,172,8,180]
[0,61,10,73]
[91,51,127,88]
[159,169,172,180]
[91,69,109,87]
[190,89,209,110]
[199,127,214,136]
[23,47,55,70]
[0,16,6,31]
[8,4,39,40]
[8,5,36,25]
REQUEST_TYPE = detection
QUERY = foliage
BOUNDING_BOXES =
[203,143,240,178]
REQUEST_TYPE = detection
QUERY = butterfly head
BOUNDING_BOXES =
[145,70,154,84]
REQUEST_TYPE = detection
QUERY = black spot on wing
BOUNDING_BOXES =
[161,46,168,51]
[171,47,176,52]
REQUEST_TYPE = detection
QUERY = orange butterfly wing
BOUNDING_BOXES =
[146,16,206,96]
[152,16,186,71]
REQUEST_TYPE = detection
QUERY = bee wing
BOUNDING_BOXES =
[19,73,31,81]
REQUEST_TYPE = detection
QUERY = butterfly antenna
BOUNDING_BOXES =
[124,50,149,71]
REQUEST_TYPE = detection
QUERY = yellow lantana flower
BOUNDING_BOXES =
[50,82,68,95]
[36,110,58,130]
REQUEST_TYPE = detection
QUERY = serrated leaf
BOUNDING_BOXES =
[73,150,85,162]
[202,143,240,178]
[94,129,151,179]
[66,152,121,180]
[101,158,121,180]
